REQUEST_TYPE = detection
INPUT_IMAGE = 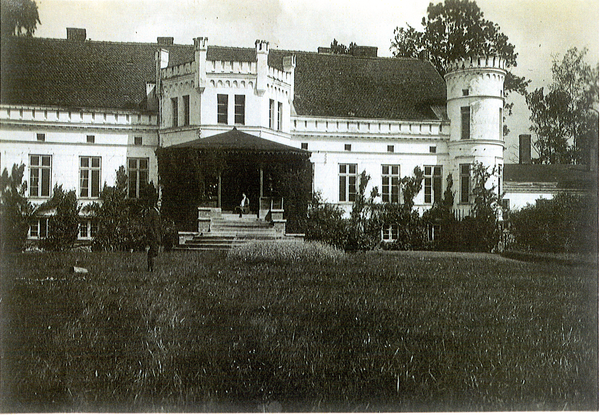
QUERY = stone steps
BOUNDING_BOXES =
[177,213,287,251]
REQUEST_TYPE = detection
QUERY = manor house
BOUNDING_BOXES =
[1,29,508,242]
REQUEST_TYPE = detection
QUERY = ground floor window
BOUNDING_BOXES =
[339,163,357,202]
[29,218,48,238]
[382,224,399,241]
[79,220,98,239]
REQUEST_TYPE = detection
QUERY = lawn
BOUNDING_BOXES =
[0,248,597,412]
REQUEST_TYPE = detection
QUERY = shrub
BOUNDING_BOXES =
[86,166,159,251]
[0,164,33,252]
[227,239,345,264]
[304,192,349,250]
[510,192,598,253]
[38,185,80,251]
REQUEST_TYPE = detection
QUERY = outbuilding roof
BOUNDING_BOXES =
[1,36,446,120]
[504,164,598,191]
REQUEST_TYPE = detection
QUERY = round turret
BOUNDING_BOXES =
[445,56,507,214]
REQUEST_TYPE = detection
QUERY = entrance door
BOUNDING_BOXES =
[221,163,260,213]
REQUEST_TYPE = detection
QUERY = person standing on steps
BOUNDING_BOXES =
[146,199,162,272]
[237,193,249,217]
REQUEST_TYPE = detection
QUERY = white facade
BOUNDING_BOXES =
[0,34,509,240]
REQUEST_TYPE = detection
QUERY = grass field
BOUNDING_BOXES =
[0,247,597,412]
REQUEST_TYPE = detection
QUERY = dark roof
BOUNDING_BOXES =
[170,128,310,156]
[1,36,446,119]
[277,50,446,120]
[504,164,598,190]
[1,36,194,111]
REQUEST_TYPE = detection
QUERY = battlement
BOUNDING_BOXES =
[255,39,269,53]
[446,56,506,73]
[194,36,208,50]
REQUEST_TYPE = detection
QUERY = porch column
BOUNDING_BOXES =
[259,165,264,199]
[218,173,222,208]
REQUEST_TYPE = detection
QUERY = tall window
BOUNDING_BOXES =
[277,102,283,130]
[80,156,101,198]
[217,94,228,124]
[381,165,401,203]
[461,106,470,140]
[128,158,149,198]
[183,95,190,126]
[339,164,357,202]
[29,155,51,197]
[460,164,470,204]
[424,165,442,204]
[234,95,245,125]
[171,97,178,127]
[269,99,275,129]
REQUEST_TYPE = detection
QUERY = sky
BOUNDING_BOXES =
[33,0,599,162]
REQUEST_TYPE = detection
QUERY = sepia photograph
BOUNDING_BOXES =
[0,0,598,411]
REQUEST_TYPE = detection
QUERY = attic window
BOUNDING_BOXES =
[429,146,436,153]
[134,136,143,146]
[86,135,95,143]
[36,133,45,142]
[344,144,352,151]
[387,145,394,153]
[301,143,308,150]
[462,89,469,96]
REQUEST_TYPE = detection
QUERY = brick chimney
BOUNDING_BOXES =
[255,40,269,96]
[194,37,208,92]
[67,28,86,42]
[157,37,174,46]
[519,134,532,164]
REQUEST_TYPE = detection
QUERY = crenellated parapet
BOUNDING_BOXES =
[445,55,506,74]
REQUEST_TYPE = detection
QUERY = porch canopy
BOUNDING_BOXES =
[159,128,311,229]
[170,127,309,157]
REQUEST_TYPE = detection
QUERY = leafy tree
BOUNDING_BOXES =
[0,164,33,252]
[469,162,502,251]
[1,0,40,37]
[390,0,530,135]
[527,47,599,164]
[38,185,80,251]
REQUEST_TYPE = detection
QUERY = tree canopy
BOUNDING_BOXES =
[390,0,529,134]
[1,0,40,37]
[526,47,599,164]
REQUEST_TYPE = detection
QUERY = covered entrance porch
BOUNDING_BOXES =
[157,128,312,240]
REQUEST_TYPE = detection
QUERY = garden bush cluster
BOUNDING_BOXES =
[0,163,177,253]
[306,163,507,253]
[509,192,598,253]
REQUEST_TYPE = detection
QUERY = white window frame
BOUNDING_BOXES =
[127,158,149,199]
[381,165,401,204]
[424,165,442,205]
[79,156,101,199]
[339,163,358,202]
[29,155,52,198]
